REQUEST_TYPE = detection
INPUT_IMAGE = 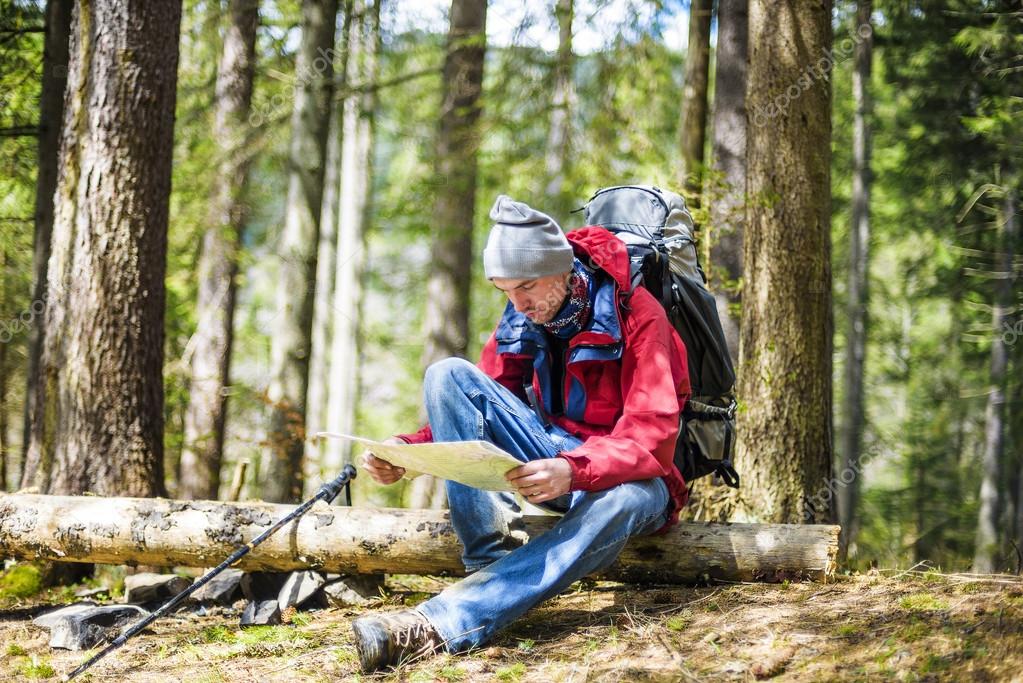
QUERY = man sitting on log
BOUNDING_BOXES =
[352,195,691,672]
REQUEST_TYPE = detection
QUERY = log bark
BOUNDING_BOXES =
[0,494,839,584]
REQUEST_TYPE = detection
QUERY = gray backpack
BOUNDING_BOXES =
[582,185,739,488]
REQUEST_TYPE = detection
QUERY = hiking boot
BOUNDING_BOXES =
[351,609,443,672]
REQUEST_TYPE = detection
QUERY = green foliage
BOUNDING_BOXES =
[436,665,466,681]
[5,643,27,656]
[235,625,300,645]
[896,618,931,642]
[0,2,43,483]
[836,623,859,637]
[837,0,1023,571]
[1,0,1018,575]
[16,656,55,680]
[199,625,237,644]
[665,613,690,632]
[0,563,42,599]
[495,662,527,682]
[899,593,949,612]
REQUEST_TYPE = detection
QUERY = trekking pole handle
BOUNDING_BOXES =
[318,464,358,504]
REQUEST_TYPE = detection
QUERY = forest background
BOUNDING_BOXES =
[0,0,1020,577]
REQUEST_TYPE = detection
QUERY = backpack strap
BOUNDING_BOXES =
[523,379,550,428]
[714,458,740,488]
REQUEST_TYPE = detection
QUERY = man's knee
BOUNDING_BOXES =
[587,479,668,530]
[424,357,479,401]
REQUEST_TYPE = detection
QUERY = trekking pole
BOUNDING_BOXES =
[62,464,357,682]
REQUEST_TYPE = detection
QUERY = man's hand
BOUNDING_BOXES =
[506,457,573,504]
[361,437,406,485]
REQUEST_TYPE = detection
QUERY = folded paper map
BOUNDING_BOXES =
[315,432,523,492]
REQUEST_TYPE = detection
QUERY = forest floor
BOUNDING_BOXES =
[1,569,1022,682]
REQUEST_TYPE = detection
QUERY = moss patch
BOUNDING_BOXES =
[495,662,527,681]
[895,618,931,642]
[16,657,55,679]
[899,592,949,611]
[0,564,43,599]
[5,643,28,657]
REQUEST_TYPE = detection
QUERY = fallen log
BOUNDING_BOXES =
[0,494,839,583]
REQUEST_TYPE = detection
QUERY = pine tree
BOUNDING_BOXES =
[22,0,182,497]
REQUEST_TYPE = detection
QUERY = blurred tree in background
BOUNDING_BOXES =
[0,0,1019,571]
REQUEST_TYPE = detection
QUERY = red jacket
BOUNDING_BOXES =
[400,227,691,525]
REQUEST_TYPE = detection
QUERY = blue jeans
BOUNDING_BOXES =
[415,358,669,653]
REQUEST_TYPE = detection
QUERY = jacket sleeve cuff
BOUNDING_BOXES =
[396,425,432,444]
[559,453,593,491]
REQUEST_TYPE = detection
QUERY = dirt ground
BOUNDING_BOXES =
[2,570,1022,682]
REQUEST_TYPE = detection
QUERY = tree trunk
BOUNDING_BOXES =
[411,0,488,510]
[0,247,7,491]
[1015,377,1023,566]
[178,0,259,502]
[21,0,72,486]
[837,0,872,565]
[678,0,713,199]
[734,0,833,524]
[265,0,340,503]
[21,0,181,498]
[708,0,747,364]
[913,449,927,563]
[0,493,840,583]
[973,188,1016,573]
[543,0,574,207]
[0,335,6,492]
[305,2,353,497]
[322,0,381,483]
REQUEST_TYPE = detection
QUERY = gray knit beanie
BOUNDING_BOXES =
[483,195,574,279]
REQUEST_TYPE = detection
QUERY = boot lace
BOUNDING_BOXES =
[395,621,433,649]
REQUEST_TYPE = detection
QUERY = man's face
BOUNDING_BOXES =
[492,272,571,324]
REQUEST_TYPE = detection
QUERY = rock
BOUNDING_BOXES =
[187,568,243,605]
[341,573,385,597]
[240,572,289,602]
[322,581,370,607]
[74,586,111,599]
[32,602,99,630]
[322,575,382,607]
[34,604,149,650]
[123,572,192,604]
[278,571,326,610]
[240,599,281,627]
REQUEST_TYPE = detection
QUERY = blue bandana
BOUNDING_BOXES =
[542,260,595,339]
